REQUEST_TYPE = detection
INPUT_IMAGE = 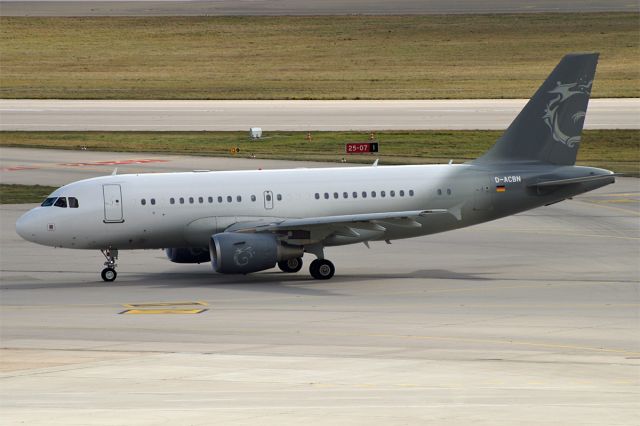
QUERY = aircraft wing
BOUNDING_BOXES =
[226,209,452,234]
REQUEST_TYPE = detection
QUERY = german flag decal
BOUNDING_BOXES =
[496,185,506,192]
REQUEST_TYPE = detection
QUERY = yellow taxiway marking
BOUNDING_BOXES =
[584,192,639,197]
[120,301,208,314]
[576,199,640,216]
[122,301,208,308]
[121,308,207,315]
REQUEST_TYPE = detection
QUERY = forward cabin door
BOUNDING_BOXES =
[103,184,124,223]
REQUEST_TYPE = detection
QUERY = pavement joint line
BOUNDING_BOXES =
[305,331,640,357]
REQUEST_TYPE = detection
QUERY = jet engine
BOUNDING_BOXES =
[210,233,303,274]
[165,247,211,264]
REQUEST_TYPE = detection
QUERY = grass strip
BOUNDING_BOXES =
[0,184,58,204]
[1,13,638,99]
[1,130,638,175]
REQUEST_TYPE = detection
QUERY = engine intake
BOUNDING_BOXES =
[210,233,303,274]
[165,247,211,264]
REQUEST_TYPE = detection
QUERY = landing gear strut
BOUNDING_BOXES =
[309,259,335,280]
[278,257,303,273]
[100,248,118,282]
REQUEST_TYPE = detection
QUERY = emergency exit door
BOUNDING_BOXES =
[103,184,124,223]
[264,190,274,210]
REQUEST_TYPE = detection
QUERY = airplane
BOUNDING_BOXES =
[16,53,617,282]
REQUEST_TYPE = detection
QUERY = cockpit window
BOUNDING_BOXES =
[54,197,68,208]
[41,197,57,207]
[68,197,79,208]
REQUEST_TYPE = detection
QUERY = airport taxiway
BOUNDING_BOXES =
[1,151,638,425]
[1,99,638,131]
[1,0,636,17]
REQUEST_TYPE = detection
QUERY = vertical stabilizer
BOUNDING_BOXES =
[476,53,598,166]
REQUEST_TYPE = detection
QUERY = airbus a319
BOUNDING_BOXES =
[16,54,616,281]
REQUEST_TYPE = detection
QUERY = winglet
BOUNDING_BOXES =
[111,168,118,176]
[372,159,379,167]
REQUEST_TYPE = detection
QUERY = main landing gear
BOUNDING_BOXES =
[278,257,304,273]
[309,259,335,280]
[100,248,118,282]
[278,256,335,280]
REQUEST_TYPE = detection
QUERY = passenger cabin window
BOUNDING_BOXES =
[170,197,175,204]
[315,193,320,200]
[362,191,367,198]
[41,197,56,207]
[150,198,155,205]
[68,197,79,208]
[277,194,283,201]
[251,195,257,202]
[381,191,386,197]
[333,192,338,199]
[218,196,223,203]
[343,192,348,199]
[324,193,329,200]
[390,190,396,197]
[352,192,358,198]
[227,196,232,202]
[400,190,405,197]
[198,197,203,204]
[447,189,452,195]
[141,199,146,205]
[180,197,185,204]
[189,197,194,204]
[409,190,414,196]
[237,195,242,202]
[208,196,213,203]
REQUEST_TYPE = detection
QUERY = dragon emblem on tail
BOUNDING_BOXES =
[542,79,592,148]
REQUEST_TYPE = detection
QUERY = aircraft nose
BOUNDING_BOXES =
[16,210,38,242]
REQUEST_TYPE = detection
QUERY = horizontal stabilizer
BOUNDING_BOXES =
[528,173,618,188]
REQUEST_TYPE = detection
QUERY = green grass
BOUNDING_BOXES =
[0,184,58,204]
[1,13,638,99]
[1,130,638,175]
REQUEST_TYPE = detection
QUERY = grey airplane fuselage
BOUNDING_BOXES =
[16,162,614,251]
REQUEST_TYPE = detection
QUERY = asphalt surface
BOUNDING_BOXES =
[1,0,636,17]
[1,150,639,425]
[1,99,638,131]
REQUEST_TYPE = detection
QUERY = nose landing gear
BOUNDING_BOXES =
[100,248,118,282]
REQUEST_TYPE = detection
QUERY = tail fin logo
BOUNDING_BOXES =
[542,79,592,148]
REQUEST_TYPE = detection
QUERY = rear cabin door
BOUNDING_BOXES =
[472,181,492,211]
[264,190,274,210]
[103,184,124,223]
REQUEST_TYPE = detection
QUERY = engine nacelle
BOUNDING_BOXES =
[165,247,211,264]
[210,233,303,274]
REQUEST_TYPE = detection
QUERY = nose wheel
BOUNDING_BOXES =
[101,267,117,282]
[309,259,335,280]
[100,248,118,282]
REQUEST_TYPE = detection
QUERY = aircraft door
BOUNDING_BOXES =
[264,190,274,210]
[103,184,124,223]
[472,180,492,211]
